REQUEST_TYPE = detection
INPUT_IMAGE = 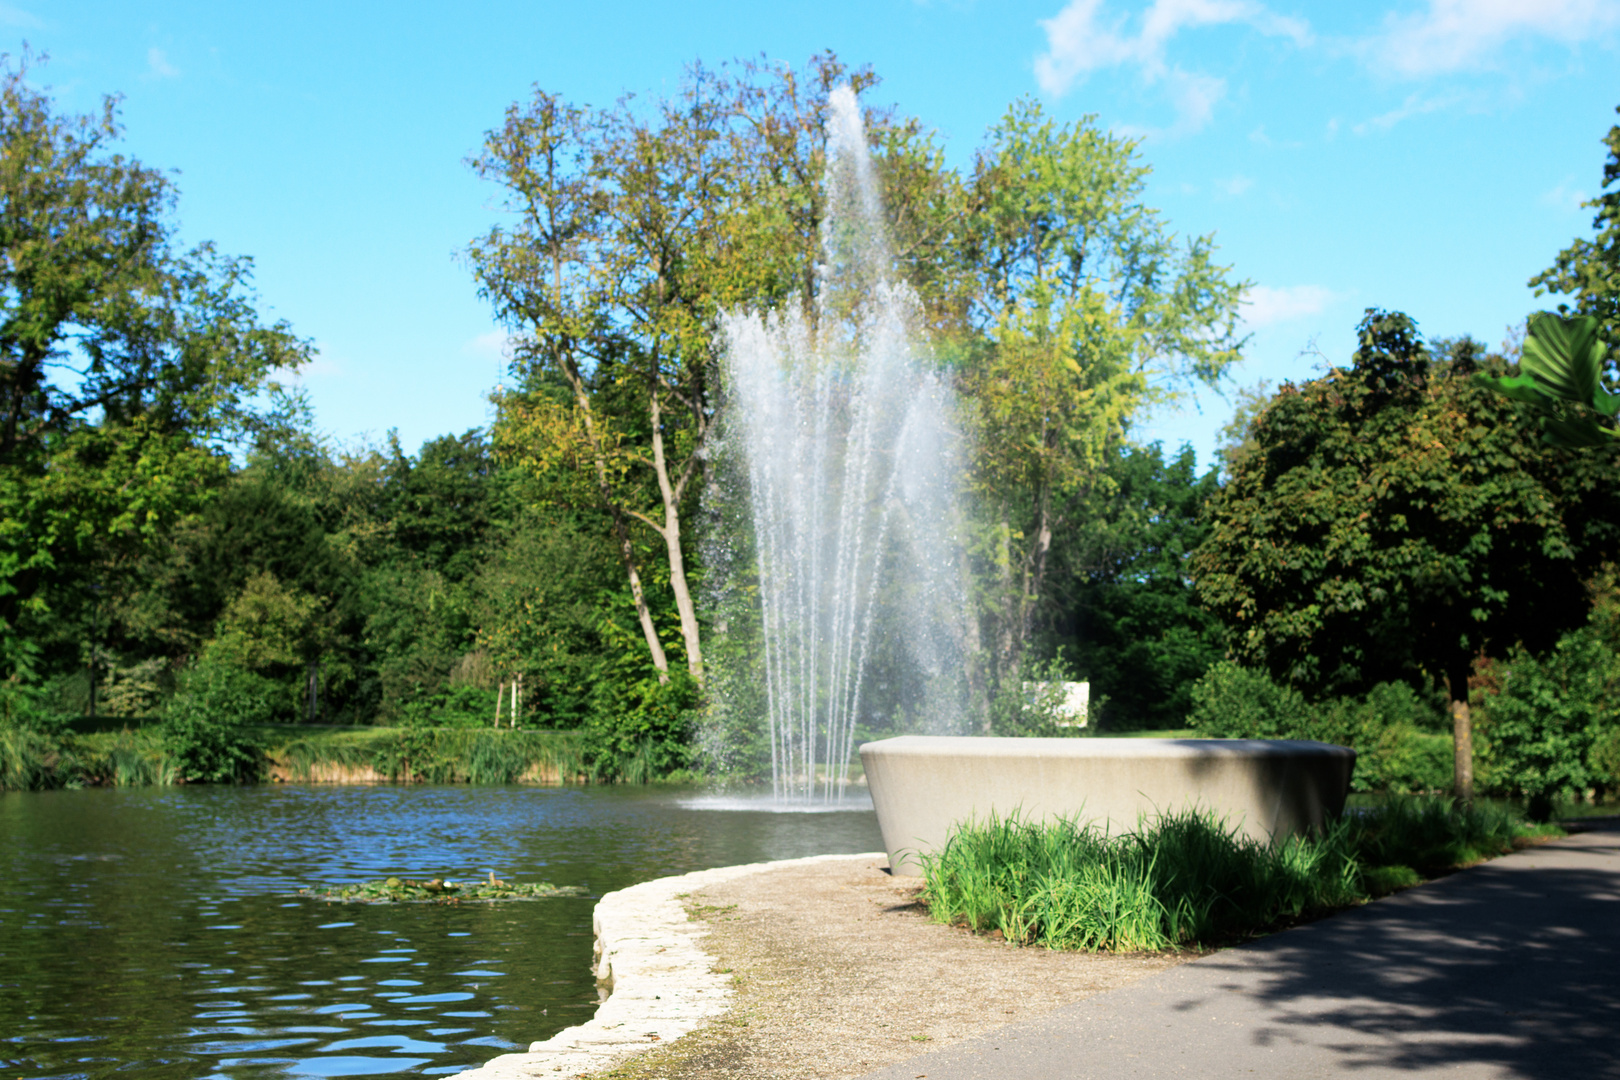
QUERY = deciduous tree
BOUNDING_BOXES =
[1194,310,1620,800]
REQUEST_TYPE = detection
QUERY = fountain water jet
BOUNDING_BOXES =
[717,85,972,802]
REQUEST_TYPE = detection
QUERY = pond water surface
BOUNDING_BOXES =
[0,784,882,1079]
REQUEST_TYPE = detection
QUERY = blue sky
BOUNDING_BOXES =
[18,0,1620,469]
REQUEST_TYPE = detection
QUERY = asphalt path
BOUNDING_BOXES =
[856,820,1620,1080]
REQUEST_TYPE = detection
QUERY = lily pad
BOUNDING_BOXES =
[301,873,588,904]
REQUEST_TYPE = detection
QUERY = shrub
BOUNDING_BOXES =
[1188,662,1451,793]
[400,683,502,729]
[1473,634,1618,814]
[160,660,274,782]
[990,652,1091,737]
[582,673,697,781]
[1187,660,1310,740]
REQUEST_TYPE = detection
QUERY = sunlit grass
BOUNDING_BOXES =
[918,798,1557,952]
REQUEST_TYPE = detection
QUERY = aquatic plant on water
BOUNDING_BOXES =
[300,871,587,904]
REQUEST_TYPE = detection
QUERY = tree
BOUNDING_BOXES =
[1530,105,1620,351]
[469,55,953,688]
[1042,443,1225,729]
[468,82,721,686]
[1194,310,1620,800]
[0,55,309,680]
[954,100,1247,693]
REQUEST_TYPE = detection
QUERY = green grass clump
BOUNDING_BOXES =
[918,799,1554,952]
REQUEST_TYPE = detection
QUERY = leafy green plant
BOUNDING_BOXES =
[1476,312,1618,447]
[160,660,273,782]
[1188,662,1452,793]
[990,652,1091,737]
[1186,660,1310,740]
[1473,632,1620,815]
[582,672,697,781]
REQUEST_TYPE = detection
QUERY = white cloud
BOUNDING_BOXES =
[145,48,180,80]
[462,330,513,362]
[1217,174,1254,196]
[0,4,43,28]
[1367,0,1620,78]
[1035,0,1310,132]
[1541,181,1590,212]
[1243,284,1336,329]
[1352,90,1466,133]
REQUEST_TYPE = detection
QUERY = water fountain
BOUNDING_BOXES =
[717,86,972,803]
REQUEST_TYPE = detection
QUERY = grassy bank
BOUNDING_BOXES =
[0,725,588,791]
[919,799,1559,952]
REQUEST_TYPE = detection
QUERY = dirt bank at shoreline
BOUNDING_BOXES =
[592,855,1191,1080]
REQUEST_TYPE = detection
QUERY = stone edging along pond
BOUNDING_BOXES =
[450,852,883,1080]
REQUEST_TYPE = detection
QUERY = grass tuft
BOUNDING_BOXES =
[918,799,1555,952]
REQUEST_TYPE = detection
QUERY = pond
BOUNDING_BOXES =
[0,783,882,1079]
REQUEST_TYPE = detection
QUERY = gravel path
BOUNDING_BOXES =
[590,854,1189,1080]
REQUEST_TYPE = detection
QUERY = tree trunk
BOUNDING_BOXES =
[647,386,703,683]
[556,349,670,684]
[611,508,671,684]
[1447,659,1474,803]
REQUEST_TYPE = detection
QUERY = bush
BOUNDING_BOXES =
[582,673,697,782]
[989,653,1091,737]
[160,660,274,782]
[1187,660,1310,740]
[1473,633,1619,813]
[400,683,502,729]
[1188,662,1451,793]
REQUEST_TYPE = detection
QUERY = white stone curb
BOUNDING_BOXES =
[451,852,885,1080]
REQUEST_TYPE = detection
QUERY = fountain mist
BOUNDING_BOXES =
[718,86,972,801]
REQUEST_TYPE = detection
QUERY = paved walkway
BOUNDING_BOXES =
[857,822,1620,1080]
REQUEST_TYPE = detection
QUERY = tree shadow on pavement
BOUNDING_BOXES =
[1201,825,1620,1077]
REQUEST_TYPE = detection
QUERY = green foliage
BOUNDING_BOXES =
[0,726,178,791]
[988,652,1089,737]
[918,809,1362,951]
[1473,624,1620,813]
[1186,660,1310,739]
[583,673,698,782]
[1046,443,1224,729]
[919,800,1549,952]
[958,102,1247,694]
[360,728,587,785]
[1188,661,1452,794]
[1195,310,1620,707]
[399,684,502,729]
[1475,312,1619,447]
[1351,795,1547,874]
[1530,105,1620,351]
[0,56,310,676]
[159,659,272,782]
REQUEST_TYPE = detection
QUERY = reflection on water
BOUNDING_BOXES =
[0,783,882,1079]
[676,790,874,813]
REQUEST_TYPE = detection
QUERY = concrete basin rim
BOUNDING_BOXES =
[861,735,1356,759]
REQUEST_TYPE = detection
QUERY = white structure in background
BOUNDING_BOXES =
[1023,681,1089,727]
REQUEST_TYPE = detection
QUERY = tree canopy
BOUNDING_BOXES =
[1531,105,1620,351]
[0,56,309,681]
[1193,309,1620,796]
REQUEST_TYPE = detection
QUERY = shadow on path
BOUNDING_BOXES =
[858,823,1620,1079]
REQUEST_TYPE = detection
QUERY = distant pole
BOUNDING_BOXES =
[495,680,504,728]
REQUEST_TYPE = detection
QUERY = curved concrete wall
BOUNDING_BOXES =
[860,736,1356,875]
